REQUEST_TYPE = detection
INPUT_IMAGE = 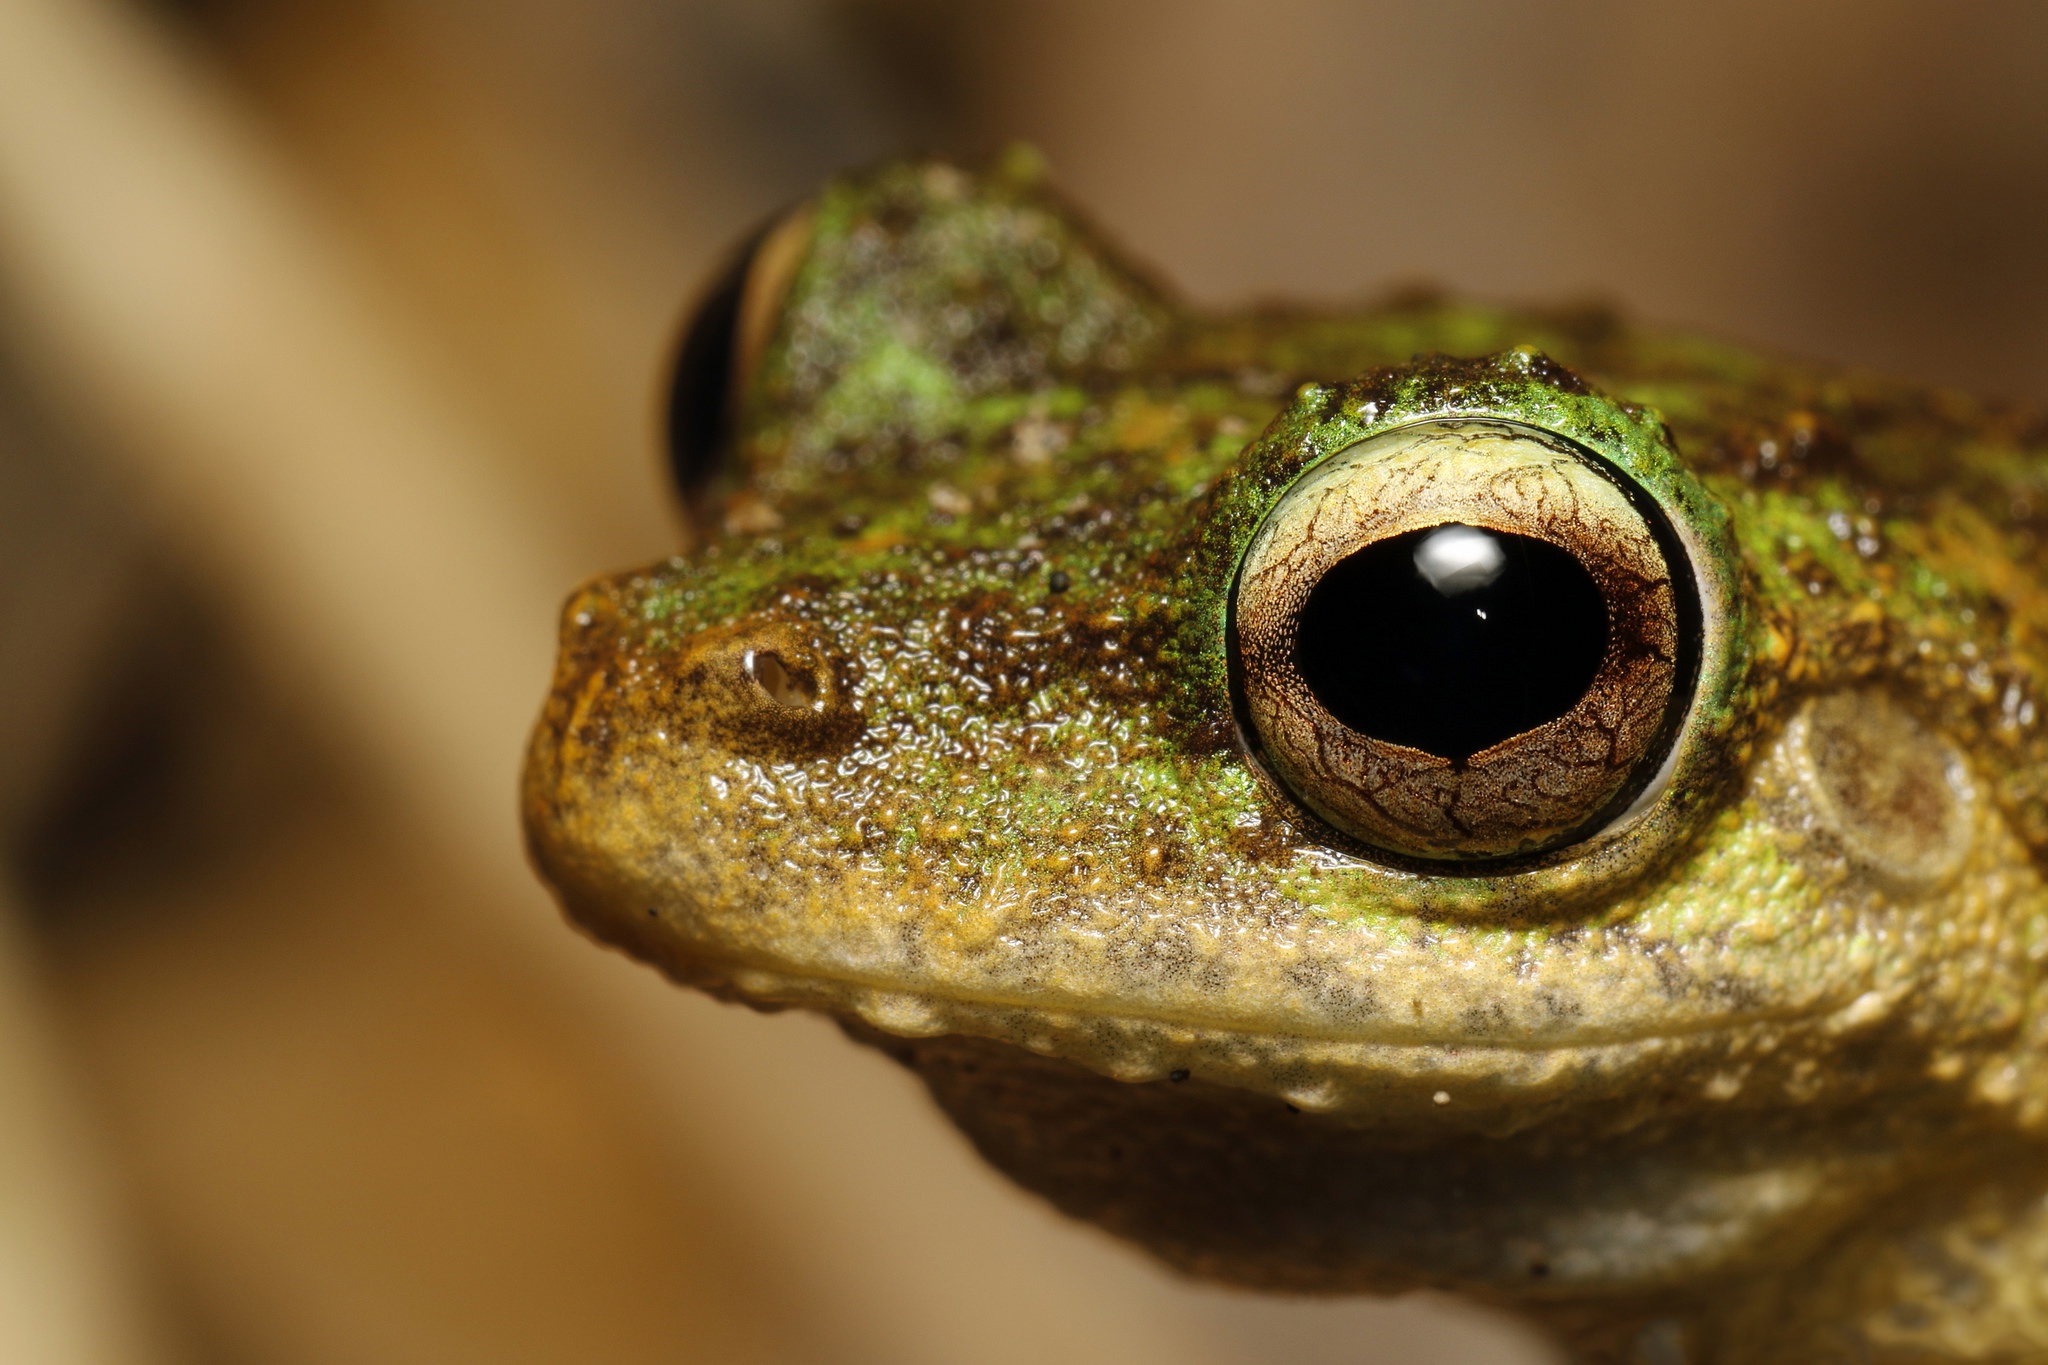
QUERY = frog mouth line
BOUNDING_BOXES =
[653,952,1877,1116]
[650,943,1850,1059]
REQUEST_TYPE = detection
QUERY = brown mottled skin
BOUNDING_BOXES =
[524,154,2048,1362]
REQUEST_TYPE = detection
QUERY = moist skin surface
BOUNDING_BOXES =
[523,153,2048,1363]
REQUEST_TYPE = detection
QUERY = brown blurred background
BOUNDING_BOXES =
[0,3,2043,1362]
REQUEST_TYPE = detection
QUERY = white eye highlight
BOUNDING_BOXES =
[1412,525,1508,596]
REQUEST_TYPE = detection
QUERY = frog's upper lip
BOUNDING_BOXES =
[719,956,1831,1052]
[619,947,1866,1121]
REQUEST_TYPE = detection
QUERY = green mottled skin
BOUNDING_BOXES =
[525,155,2048,1361]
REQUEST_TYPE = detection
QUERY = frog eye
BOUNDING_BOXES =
[665,208,814,505]
[1230,419,1700,863]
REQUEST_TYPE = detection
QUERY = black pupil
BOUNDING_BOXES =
[1294,524,1609,761]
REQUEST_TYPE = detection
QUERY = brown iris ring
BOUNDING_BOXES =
[1229,418,1698,863]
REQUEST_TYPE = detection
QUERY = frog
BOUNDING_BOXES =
[521,148,2048,1363]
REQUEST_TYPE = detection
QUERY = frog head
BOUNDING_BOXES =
[523,155,2048,1345]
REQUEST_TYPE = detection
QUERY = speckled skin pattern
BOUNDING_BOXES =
[523,154,2048,1362]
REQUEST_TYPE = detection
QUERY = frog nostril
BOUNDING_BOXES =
[744,648,821,710]
[679,626,859,759]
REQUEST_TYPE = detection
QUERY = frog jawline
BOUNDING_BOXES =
[688,956,1835,1122]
